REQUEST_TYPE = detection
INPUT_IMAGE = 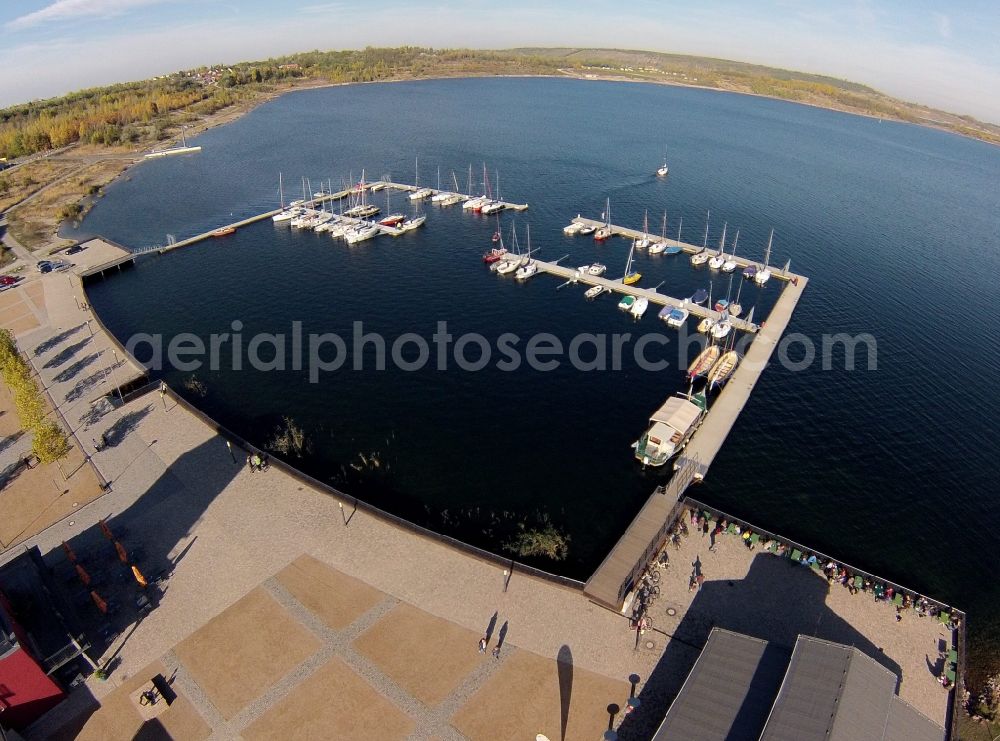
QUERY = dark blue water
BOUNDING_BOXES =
[74,78,1000,673]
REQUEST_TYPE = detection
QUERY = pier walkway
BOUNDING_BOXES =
[584,274,809,609]
[529,257,760,334]
[571,216,800,282]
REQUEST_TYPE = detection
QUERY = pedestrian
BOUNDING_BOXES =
[92,437,102,452]
[491,645,500,659]
[247,454,256,472]
[478,637,487,653]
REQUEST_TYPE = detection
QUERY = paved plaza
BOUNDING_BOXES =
[0,243,952,739]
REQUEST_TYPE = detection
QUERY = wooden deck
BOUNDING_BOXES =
[583,274,809,609]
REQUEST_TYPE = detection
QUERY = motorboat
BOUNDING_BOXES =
[585,285,607,300]
[665,244,683,255]
[379,213,406,226]
[649,241,667,255]
[714,299,730,312]
[564,221,584,236]
[697,317,715,334]
[212,226,235,237]
[618,295,636,311]
[578,224,596,235]
[630,297,649,319]
[661,306,689,328]
[483,247,508,263]
[633,393,707,467]
[689,288,709,305]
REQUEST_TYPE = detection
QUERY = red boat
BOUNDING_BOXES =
[212,226,236,238]
[379,213,405,226]
[483,247,507,263]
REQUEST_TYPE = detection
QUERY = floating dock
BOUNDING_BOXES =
[571,216,798,282]
[528,256,760,334]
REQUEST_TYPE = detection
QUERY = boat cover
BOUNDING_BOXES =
[649,397,702,431]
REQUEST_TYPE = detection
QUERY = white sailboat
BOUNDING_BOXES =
[691,211,711,266]
[635,210,651,250]
[272,173,296,223]
[729,277,745,317]
[697,284,716,334]
[755,229,774,286]
[649,211,668,255]
[722,230,739,273]
[656,149,669,177]
[515,224,538,280]
[409,157,432,201]
[595,198,612,241]
[708,222,727,269]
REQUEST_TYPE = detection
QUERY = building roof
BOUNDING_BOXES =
[759,636,945,741]
[652,628,789,741]
[651,632,946,741]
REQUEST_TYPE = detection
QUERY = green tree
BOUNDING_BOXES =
[32,419,70,463]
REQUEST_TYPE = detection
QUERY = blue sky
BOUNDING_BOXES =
[1,0,998,122]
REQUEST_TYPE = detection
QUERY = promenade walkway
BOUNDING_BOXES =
[2,243,949,739]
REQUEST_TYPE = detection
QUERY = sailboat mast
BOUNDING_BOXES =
[702,211,710,249]
[677,217,683,245]
[719,222,727,255]
[278,172,284,210]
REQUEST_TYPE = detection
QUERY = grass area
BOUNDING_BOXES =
[0,159,80,213]
[7,159,131,251]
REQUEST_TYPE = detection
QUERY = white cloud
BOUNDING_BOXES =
[6,0,169,30]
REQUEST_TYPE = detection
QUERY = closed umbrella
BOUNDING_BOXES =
[62,541,77,562]
[99,519,114,540]
[114,540,128,564]
[75,563,91,586]
[90,590,108,614]
[131,565,148,588]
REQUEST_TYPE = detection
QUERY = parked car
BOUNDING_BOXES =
[65,244,86,255]
[0,275,19,286]
[37,261,54,273]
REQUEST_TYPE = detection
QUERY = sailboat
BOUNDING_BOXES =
[711,312,732,340]
[687,344,721,381]
[665,218,683,255]
[431,166,452,202]
[656,149,669,177]
[495,223,522,275]
[691,211,711,265]
[708,222,727,269]
[482,170,505,215]
[754,229,774,285]
[729,277,745,317]
[379,185,405,226]
[622,239,641,285]
[483,214,507,262]
[715,275,734,312]
[463,164,485,210]
[345,171,379,218]
[595,198,613,241]
[649,211,668,255]
[706,350,740,390]
[409,157,433,201]
[514,224,538,280]
[722,230,739,273]
[272,173,296,223]
[635,210,651,250]
[697,284,715,334]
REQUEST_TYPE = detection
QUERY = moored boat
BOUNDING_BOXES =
[618,295,636,311]
[585,285,607,300]
[708,222,727,269]
[630,296,649,319]
[633,392,707,467]
[399,215,427,232]
[212,226,235,237]
[697,317,715,334]
[578,224,597,235]
[755,229,774,286]
[564,220,584,236]
[711,314,732,339]
[687,344,721,380]
[689,288,709,305]
[622,240,641,285]
[380,213,406,227]
[661,306,689,328]
[588,263,607,276]
[345,223,379,245]
[691,211,711,265]
[707,350,740,390]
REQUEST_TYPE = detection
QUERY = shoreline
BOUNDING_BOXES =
[49,69,996,234]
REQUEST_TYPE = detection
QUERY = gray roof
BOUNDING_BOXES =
[652,628,789,741]
[884,696,948,741]
[760,636,945,741]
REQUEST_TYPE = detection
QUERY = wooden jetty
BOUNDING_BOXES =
[571,216,799,282]
[529,257,760,334]
[583,273,809,610]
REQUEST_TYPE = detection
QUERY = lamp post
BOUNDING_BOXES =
[109,348,123,403]
[225,440,236,463]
